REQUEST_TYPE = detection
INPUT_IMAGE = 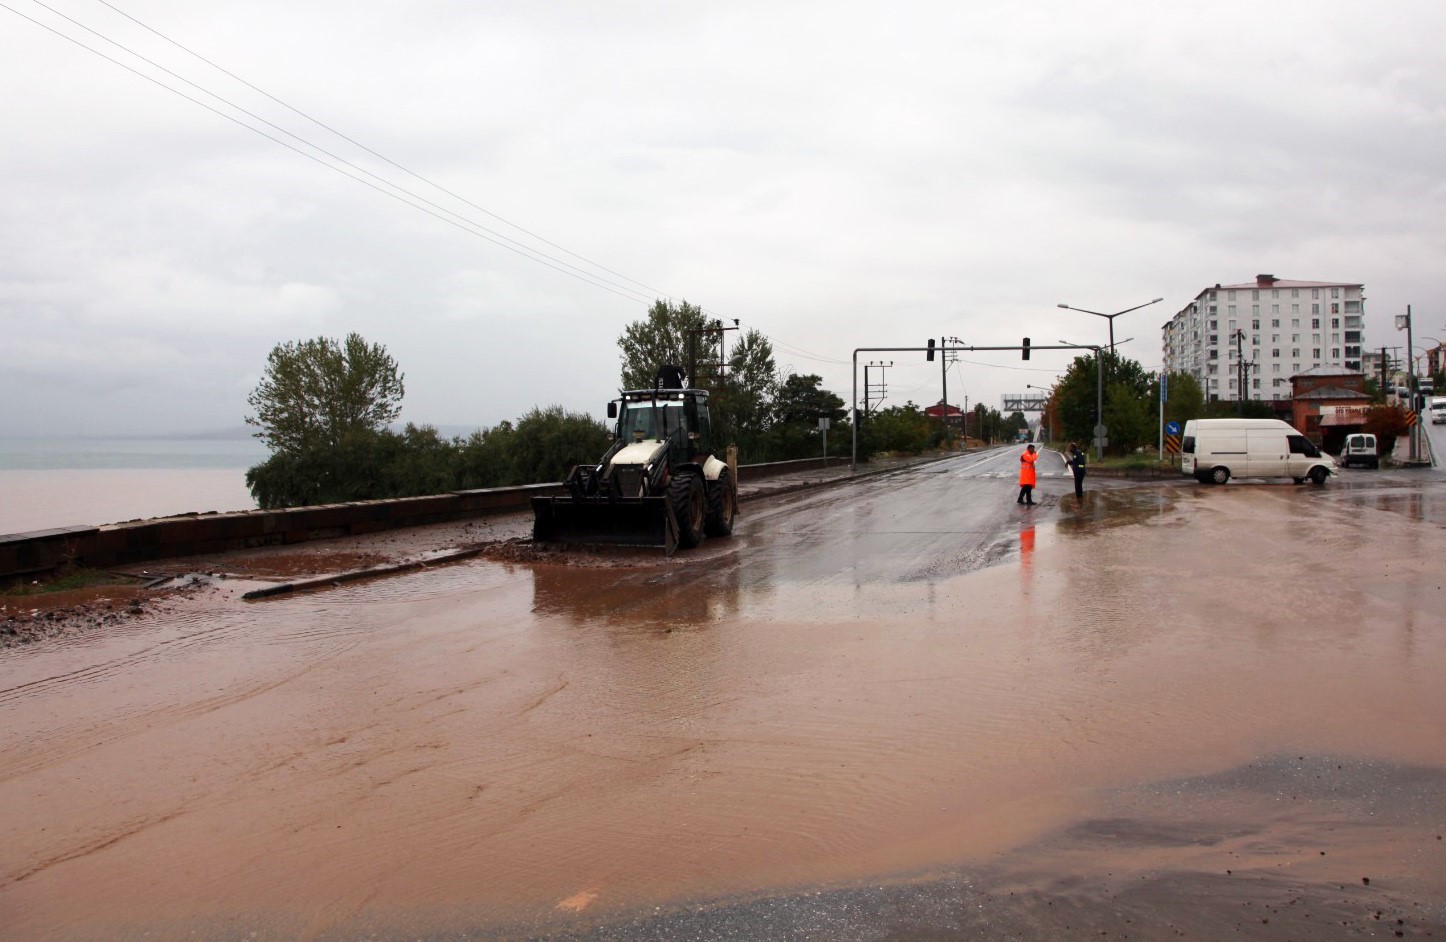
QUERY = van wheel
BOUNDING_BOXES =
[1209,466,1230,485]
[1309,466,1329,485]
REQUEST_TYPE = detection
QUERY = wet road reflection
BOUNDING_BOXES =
[1,459,1444,940]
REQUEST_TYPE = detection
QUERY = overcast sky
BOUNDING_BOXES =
[3,0,1444,438]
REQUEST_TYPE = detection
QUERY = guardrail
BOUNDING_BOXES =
[0,457,844,581]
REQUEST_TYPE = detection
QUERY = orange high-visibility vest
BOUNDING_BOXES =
[1019,449,1038,486]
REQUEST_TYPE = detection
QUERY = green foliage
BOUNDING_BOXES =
[509,406,614,485]
[965,403,1008,443]
[246,333,404,455]
[1202,399,1276,419]
[1160,371,1205,427]
[711,329,779,460]
[1052,350,1158,454]
[617,299,707,390]
[1363,403,1411,444]
[245,412,610,510]
[861,402,936,454]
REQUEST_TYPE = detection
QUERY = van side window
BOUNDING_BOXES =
[1287,435,1320,457]
[1181,435,1195,454]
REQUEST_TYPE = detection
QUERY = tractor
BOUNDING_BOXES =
[531,366,737,555]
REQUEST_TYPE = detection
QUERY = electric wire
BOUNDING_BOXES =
[12,0,658,307]
[89,0,672,302]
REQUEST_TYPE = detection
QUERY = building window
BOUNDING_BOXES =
[1253,377,1261,389]
[1292,333,1300,342]
[1291,348,1300,358]
[1313,348,1321,358]
[1252,319,1260,330]
[1293,363,1301,372]
[1331,303,1339,314]
[1291,288,1299,298]
[1229,319,1237,330]
[1272,304,1280,315]
[1331,318,1339,328]
[1209,305,1217,315]
[1272,363,1281,373]
[1208,290,1217,300]
[1291,318,1300,327]
[1312,288,1320,299]
[1209,320,1217,329]
[1272,319,1280,327]
[1331,287,1339,298]
[1208,349,1218,359]
[1312,318,1320,328]
[1228,290,1236,300]
[1252,289,1260,300]
[1344,300,1361,313]
[1291,305,1299,315]
[1272,334,1280,343]
[1209,335,1218,344]
[1332,349,1340,359]
[1271,348,1281,358]
[1228,305,1237,315]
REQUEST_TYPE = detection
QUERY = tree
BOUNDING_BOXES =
[1052,350,1156,454]
[246,333,404,455]
[772,373,846,426]
[1160,371,1205,428]
[712,328,779,458]
[618,299,707,390]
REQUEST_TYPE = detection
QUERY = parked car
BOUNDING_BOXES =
[1432,397,1446,424]
[1180,418,1335,485]
[1339,433,1379,468]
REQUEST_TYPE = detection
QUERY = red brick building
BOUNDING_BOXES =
[1290,365,1370,449]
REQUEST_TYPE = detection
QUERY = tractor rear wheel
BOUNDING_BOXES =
[669,471,706,549]
[705,468,736,537]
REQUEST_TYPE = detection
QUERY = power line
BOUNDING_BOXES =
[88,0,672,301]
[8,0,660,306]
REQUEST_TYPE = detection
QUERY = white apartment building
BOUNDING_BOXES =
[1162,274,1365,401]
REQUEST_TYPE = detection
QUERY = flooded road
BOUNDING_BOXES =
[2,453,1444,940]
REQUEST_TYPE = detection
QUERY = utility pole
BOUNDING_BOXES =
[685,320,737,388]
[863,360,891,417]
[1234,329,1246,410]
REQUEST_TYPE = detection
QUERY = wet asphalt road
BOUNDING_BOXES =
[2,448,1444,941]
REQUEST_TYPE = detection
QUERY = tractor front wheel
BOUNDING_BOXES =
[669,471,706,549]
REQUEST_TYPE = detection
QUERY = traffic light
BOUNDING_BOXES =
[1022,337,1031,360]
[927,338,936,361]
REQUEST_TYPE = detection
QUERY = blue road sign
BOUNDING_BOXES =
[1165,421,1181,436]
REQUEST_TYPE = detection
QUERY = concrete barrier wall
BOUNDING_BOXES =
[0,458,838,580]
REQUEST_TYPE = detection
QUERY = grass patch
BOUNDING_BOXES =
[3,567,137,596]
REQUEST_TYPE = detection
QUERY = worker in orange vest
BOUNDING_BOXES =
[1017,443,1038,506]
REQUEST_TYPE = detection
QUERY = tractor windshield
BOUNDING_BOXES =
[619,401,685,442]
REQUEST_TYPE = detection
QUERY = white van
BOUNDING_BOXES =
[1339,432,1379,469]
[1432,397,1446,425]
[1180,418,1335,485]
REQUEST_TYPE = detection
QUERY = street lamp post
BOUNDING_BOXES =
[1058,297,1165,353]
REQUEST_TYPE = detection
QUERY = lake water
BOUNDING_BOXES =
[0,437,267,535]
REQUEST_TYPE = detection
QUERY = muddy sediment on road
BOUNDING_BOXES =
[1,481,1444,940]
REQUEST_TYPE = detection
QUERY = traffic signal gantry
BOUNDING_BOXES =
[851,339,1104,471]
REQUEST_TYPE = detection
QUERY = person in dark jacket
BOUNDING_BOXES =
[1065,442,1087,500]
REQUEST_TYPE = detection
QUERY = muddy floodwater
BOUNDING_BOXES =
[2,466,1444,940]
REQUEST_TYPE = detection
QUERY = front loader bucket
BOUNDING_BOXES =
[532,496,678,555]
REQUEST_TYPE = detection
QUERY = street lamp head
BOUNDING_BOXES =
[1056,303,1069,309]
[1151,297,1164,304]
